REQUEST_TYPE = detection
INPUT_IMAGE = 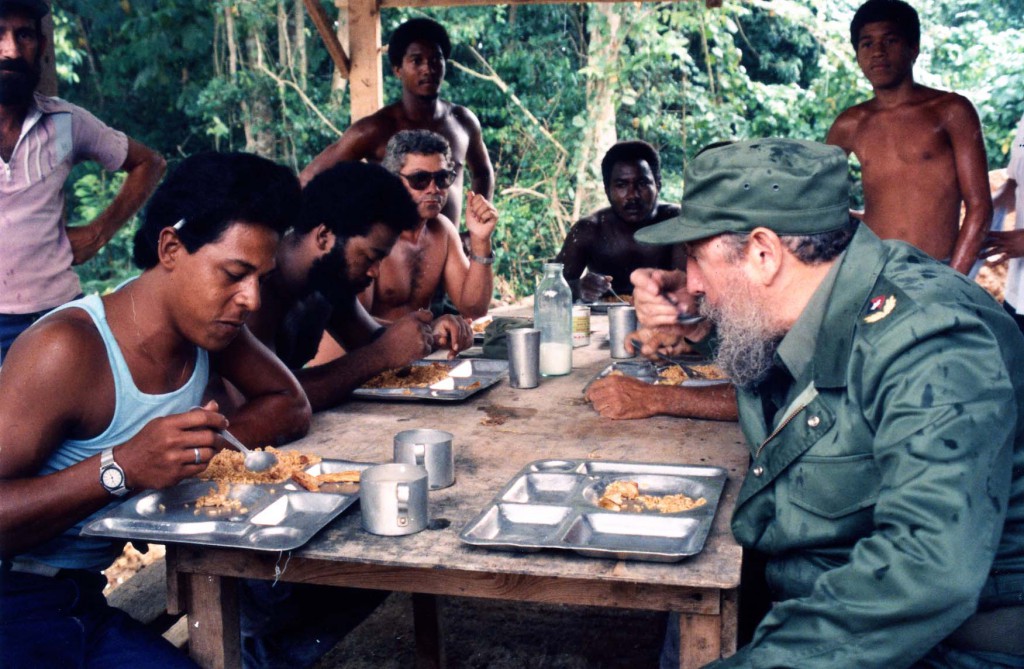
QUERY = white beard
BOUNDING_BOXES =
[699,280,785,390]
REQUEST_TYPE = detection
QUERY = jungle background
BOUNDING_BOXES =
[55,0,1024,299]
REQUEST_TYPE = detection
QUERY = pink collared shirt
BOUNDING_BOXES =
[0,93,128,313]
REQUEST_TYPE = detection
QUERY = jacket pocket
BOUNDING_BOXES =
[788,453,881,519]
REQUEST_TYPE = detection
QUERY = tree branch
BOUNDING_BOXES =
[256,63,344,137]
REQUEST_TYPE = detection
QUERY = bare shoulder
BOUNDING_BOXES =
[827,102,872,145]
[931,90,981,124]
[431,213,462,238]
[0,309,107,412]
[348,107,402,144]
[449,103,483,132]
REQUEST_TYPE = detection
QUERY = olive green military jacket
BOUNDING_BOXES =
[710,226,1024,668]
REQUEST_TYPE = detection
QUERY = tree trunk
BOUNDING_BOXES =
[331,4,350,99]
[294,0,307,89]
[245,26,277,158]
[572,3,622,222]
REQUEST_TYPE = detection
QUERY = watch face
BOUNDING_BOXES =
[101,466,124,489]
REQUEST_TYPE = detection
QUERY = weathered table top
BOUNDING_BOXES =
[281,312,749,591]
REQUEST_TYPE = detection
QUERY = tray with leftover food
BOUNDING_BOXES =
[82,452,372,552]
[459,459,727,562]
[353,359,508,401]
[585,358,729,393]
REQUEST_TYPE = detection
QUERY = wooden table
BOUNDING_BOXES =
[166,314,749,668]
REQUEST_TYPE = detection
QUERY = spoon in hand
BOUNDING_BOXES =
[219,427,277,473]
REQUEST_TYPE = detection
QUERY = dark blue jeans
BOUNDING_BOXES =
[0,568,198,669]
[0,311,47,362]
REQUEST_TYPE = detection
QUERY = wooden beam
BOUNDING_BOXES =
[302,0,351,78]
[346,0,383,121]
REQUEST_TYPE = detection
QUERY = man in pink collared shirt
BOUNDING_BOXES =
[0,0,165,359]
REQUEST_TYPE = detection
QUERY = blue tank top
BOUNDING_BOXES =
[23,293,209,571]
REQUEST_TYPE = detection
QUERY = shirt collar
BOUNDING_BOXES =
[775,249,845,382]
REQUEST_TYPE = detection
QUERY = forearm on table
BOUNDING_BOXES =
[294,349,388,412]
[660,384,738,421]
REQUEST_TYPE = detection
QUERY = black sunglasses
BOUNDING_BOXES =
[399,169,456,191]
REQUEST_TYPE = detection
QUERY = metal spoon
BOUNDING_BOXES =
[676,313,707,326]
[605,283,629,304]
[219,427,277,473]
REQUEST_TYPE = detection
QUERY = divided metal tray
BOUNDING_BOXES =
[81,459,372,552]
[460,459,727,562]
[587,359,730,391]
[353,359,508,401]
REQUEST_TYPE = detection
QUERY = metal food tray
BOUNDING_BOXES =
[81,459,371,552]
[352,359,508,401]
[575,298,633,314]
[460,459,727,562]
[586,359,730,392]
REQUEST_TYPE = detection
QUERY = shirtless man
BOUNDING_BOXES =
[364,129,497,322]
[0,152,309,668]
[555,140,685,301]
[299,17,494,229]
[826,0,991,274]
[246,161,472,412]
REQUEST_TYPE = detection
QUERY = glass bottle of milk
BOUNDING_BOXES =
[534,263,573,376]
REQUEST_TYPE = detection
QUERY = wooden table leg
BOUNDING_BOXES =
[412,593,445,669]
[679,608,723,669]
[721,588,739,658]
[186,573,241,669]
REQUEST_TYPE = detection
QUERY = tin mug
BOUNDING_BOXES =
[360,463,429,536]
[393,429,455,490]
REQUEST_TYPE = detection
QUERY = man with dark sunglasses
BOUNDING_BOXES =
[364,129,497,323]
[298,17,494,231]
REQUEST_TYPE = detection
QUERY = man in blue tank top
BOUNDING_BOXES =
[0,152,311,668]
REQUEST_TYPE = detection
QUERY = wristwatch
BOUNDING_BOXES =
[469,252,495,266]
[100,448,129,497]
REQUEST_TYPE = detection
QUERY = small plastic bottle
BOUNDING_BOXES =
[534,262,573,376]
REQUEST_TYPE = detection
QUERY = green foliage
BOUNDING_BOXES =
[56,0,1023,298]
[67,164,141,296]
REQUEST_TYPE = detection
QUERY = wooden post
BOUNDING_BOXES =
[345,0,383,122]
[38,0,56,96]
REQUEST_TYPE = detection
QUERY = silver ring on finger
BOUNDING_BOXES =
[193,447,201,465]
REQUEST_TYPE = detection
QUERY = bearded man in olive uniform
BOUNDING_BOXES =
[631,138,1024,668]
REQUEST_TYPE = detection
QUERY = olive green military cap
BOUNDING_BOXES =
[635,138,851,245]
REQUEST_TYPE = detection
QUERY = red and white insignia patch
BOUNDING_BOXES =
[864,295,896,323]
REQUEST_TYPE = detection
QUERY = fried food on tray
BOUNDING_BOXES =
[364,362,450,389]
[198,446,321,485]
[292,469,362,492]
[598,479,707,513]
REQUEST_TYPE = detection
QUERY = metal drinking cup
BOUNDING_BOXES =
[360,463,429,536]
[608,306,638,359]
[507,327,541,389]
[393,429,455,490]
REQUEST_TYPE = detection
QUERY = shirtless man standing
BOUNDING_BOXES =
[555,140,684,301]
[299,17,494,228]
[825,0,991,274]
[365,129,497,322]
